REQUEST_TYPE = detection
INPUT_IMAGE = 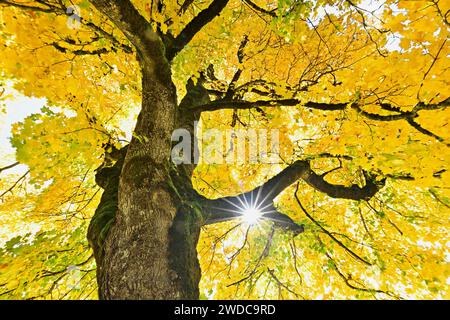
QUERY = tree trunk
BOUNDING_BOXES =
[81,0,224,300]
[89,59,202,299]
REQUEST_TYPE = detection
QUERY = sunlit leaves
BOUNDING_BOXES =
[0,0,449,300]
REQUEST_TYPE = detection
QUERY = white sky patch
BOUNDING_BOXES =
[0,85,46,174]
[310,0,386,26]
[357,0,385,14]
[389,2,407,16]
[385,32,402,52]
[309,4,340,26]
[0,221,41,247]
[49,106,77,118]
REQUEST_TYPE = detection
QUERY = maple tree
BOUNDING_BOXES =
[0,0,449,299]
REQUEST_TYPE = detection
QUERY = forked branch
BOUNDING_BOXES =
[203,158,383,230]
[166,0,230,61]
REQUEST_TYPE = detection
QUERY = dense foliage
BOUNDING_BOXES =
[0,0,449,299]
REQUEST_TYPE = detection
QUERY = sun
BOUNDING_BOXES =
[241,206,263,225]
[214,186,275,226]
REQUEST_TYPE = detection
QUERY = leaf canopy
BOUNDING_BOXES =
[0,0,449,299]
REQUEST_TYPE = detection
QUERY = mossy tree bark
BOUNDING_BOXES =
[84,0,205,300]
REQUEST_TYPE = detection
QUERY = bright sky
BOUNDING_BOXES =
[0,86,46,174]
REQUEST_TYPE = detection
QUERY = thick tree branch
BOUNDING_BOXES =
[406,117,446,143]
[264,209,305,235]
[193,96,449,114]
[191,99,347,112]
[88,0,150,45]
[202,158,383,231]
[88,0,166,67]
[166,0,230,61]
[202,161,308,232]
[302,167,383,201]
[88,0,175,88]
[203,199,304,235]
[191,96,449,143]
